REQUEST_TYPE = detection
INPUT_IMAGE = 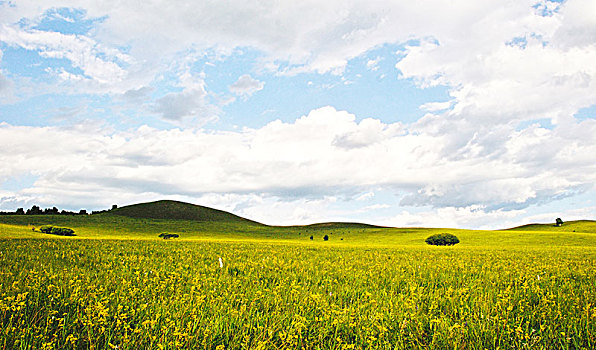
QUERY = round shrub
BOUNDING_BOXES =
[52,227,75,236]
[158,233,179,239]
[39,225,54,234]
[425,233,459,246]
[39,225,75,236]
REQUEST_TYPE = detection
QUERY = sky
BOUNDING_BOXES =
[0,0,595,229]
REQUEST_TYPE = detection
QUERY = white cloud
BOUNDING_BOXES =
[381,203,596,230]
[1,106,595,225]
[3,1,595,121]
[522,206,596,226]
[0,24,130,86]
[362,204,390,211]
[419,101,452,112]
[395,3,596,127]
[229,74,264,98]
[1,1,595,227]
[553,0,596,48]
[121,86,153,104]
[152,87,213,122]
[381,205,527,230]
[234,196,341,225]
[0,73,9,92]
[332,117,404,149]
[0,1,555,75]
[356,191,375,201]
[0,49,14,100]
[366,56,382,71]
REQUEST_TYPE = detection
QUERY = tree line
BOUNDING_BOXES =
[0,204,117,216]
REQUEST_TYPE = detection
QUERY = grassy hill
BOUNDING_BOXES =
[505,220,596,233]
[299,222,386,229]
[0,201,594,248]
[109,200,262,224]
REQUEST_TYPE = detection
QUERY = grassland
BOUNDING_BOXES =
[0,202,595,349]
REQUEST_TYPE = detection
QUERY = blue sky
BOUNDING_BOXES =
[0,0,595,228]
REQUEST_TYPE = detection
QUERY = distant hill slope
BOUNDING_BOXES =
[108,200,262,225]
[301,222,387,229]
[506,220,596,233]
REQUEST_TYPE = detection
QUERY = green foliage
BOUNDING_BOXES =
[39,225,75,236]
[38,225,53,234]
[158,232,179,239]
[425,233,459,246]
[556,218,564,226]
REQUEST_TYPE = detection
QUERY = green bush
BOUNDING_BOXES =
[39,225,75,236]
[425,233,459,246]
[39,225,53,234]
[158,233,179,239]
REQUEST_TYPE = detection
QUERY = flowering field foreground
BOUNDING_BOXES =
[0,238,594,349]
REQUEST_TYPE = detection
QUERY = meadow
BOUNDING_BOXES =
[0,202,595,349]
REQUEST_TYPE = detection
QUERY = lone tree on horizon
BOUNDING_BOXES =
[555,218,563,227]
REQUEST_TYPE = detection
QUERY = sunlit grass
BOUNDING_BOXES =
[0,215,595,348]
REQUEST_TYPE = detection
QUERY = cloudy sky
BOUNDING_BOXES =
[1,0,595,228]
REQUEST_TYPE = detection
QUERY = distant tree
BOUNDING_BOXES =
[425,233,460,246]
[112,204,118,210]
[79,209,88,215]
[43,207,59,215]
[27,205,42,215]
[310,235,313,240]
[555,218,563,227]
[15,208,24,215]
[323,234,329,241]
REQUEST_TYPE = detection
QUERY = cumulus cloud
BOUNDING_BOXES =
[395,4,596,127]
[1,1,595,227]
[419,101,452,112]
[381,206,528,230]
[229,74,264,98]
[0,1,559,75]
[1,106,595,225]
[3,1,595,116]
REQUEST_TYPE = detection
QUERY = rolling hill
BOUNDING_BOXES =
[0,200,594,247]
[505,220,596,233]
[109,200,263,225]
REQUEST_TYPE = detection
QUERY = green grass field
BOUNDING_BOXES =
[0,201,595,349]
